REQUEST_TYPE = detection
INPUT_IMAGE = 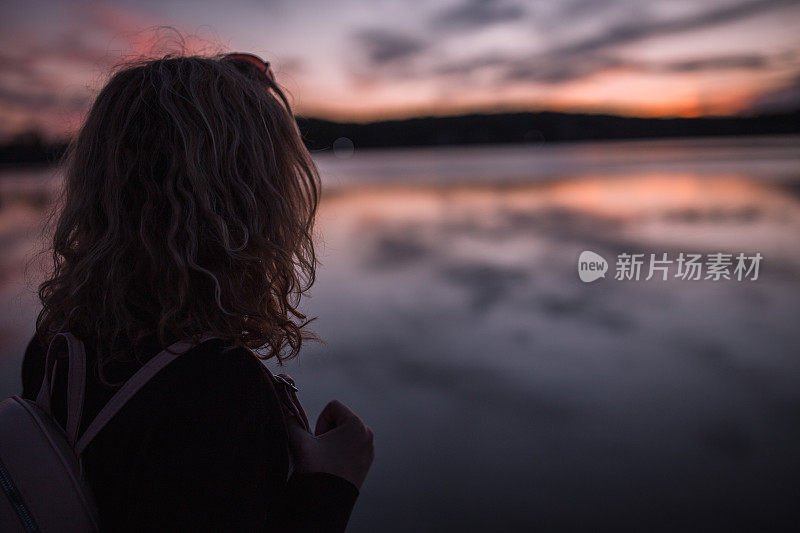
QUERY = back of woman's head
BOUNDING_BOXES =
[36,53,319,374]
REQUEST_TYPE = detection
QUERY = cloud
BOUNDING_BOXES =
[748,72,800,112]
[350,0,796,85]
[555,0,617,20]
[403,48,779,88]
[550,0,795,57]
[658,55,769,73]
[500,54,627,84]
[2,0,799,134]
[354,0,796,88]
[484,0,793,80]
[352,29,429,65]
[0,82,89,112]
[502,52,777,83]
[430,0,525,32]
[421,50,623,84]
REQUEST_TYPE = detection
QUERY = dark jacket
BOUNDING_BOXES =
[21,334,358,532]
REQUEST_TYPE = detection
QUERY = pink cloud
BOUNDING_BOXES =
[0,1,224,140]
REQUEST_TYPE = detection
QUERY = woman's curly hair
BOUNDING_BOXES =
[36,53,319,379]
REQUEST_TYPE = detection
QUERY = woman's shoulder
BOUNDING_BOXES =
[169,337,270,378]
[22,332,282,424]
[91,337,287,458]
[142,338,278,408]
[81,338,292,531]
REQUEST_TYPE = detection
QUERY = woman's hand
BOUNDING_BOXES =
[287,400,374,489]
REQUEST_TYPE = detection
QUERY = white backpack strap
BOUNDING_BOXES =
[36,332,88,448]
[74,332,218,456]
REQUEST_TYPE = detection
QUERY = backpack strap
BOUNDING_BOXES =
[74,332,218,456]
[36,332,88,448]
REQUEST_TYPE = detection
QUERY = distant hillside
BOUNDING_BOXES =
[2,109,799,167]
[297,109,800,150]
[0,131,68,168]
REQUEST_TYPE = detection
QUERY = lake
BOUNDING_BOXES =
[2,136,800,531]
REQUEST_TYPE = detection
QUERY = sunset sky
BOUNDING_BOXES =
[1,0,799,140]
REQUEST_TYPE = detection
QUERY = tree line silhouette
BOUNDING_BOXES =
[2,109,798,167]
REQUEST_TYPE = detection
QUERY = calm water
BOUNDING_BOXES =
[2,136,800,531]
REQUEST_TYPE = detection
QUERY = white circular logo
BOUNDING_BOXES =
[578,251,608,282]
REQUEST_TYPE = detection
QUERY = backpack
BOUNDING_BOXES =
[0,331,217,532]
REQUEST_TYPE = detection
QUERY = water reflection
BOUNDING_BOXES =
[303,143,800,531]
[1,137,799,531]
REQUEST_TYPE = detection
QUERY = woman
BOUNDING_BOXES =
[20,53,374,531]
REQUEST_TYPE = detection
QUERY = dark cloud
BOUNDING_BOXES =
[352,29,428,65]
[427,51,626,84]
[430,0,525,32]
[748,72,800,112]
[353,0,796,88]
[658,55,769,73]
[503,53,776,83]
[424,49,777,86]
[429,52,510,77]
[501,54,629,84]
[556,0,616,19]
[551,0,795,57]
